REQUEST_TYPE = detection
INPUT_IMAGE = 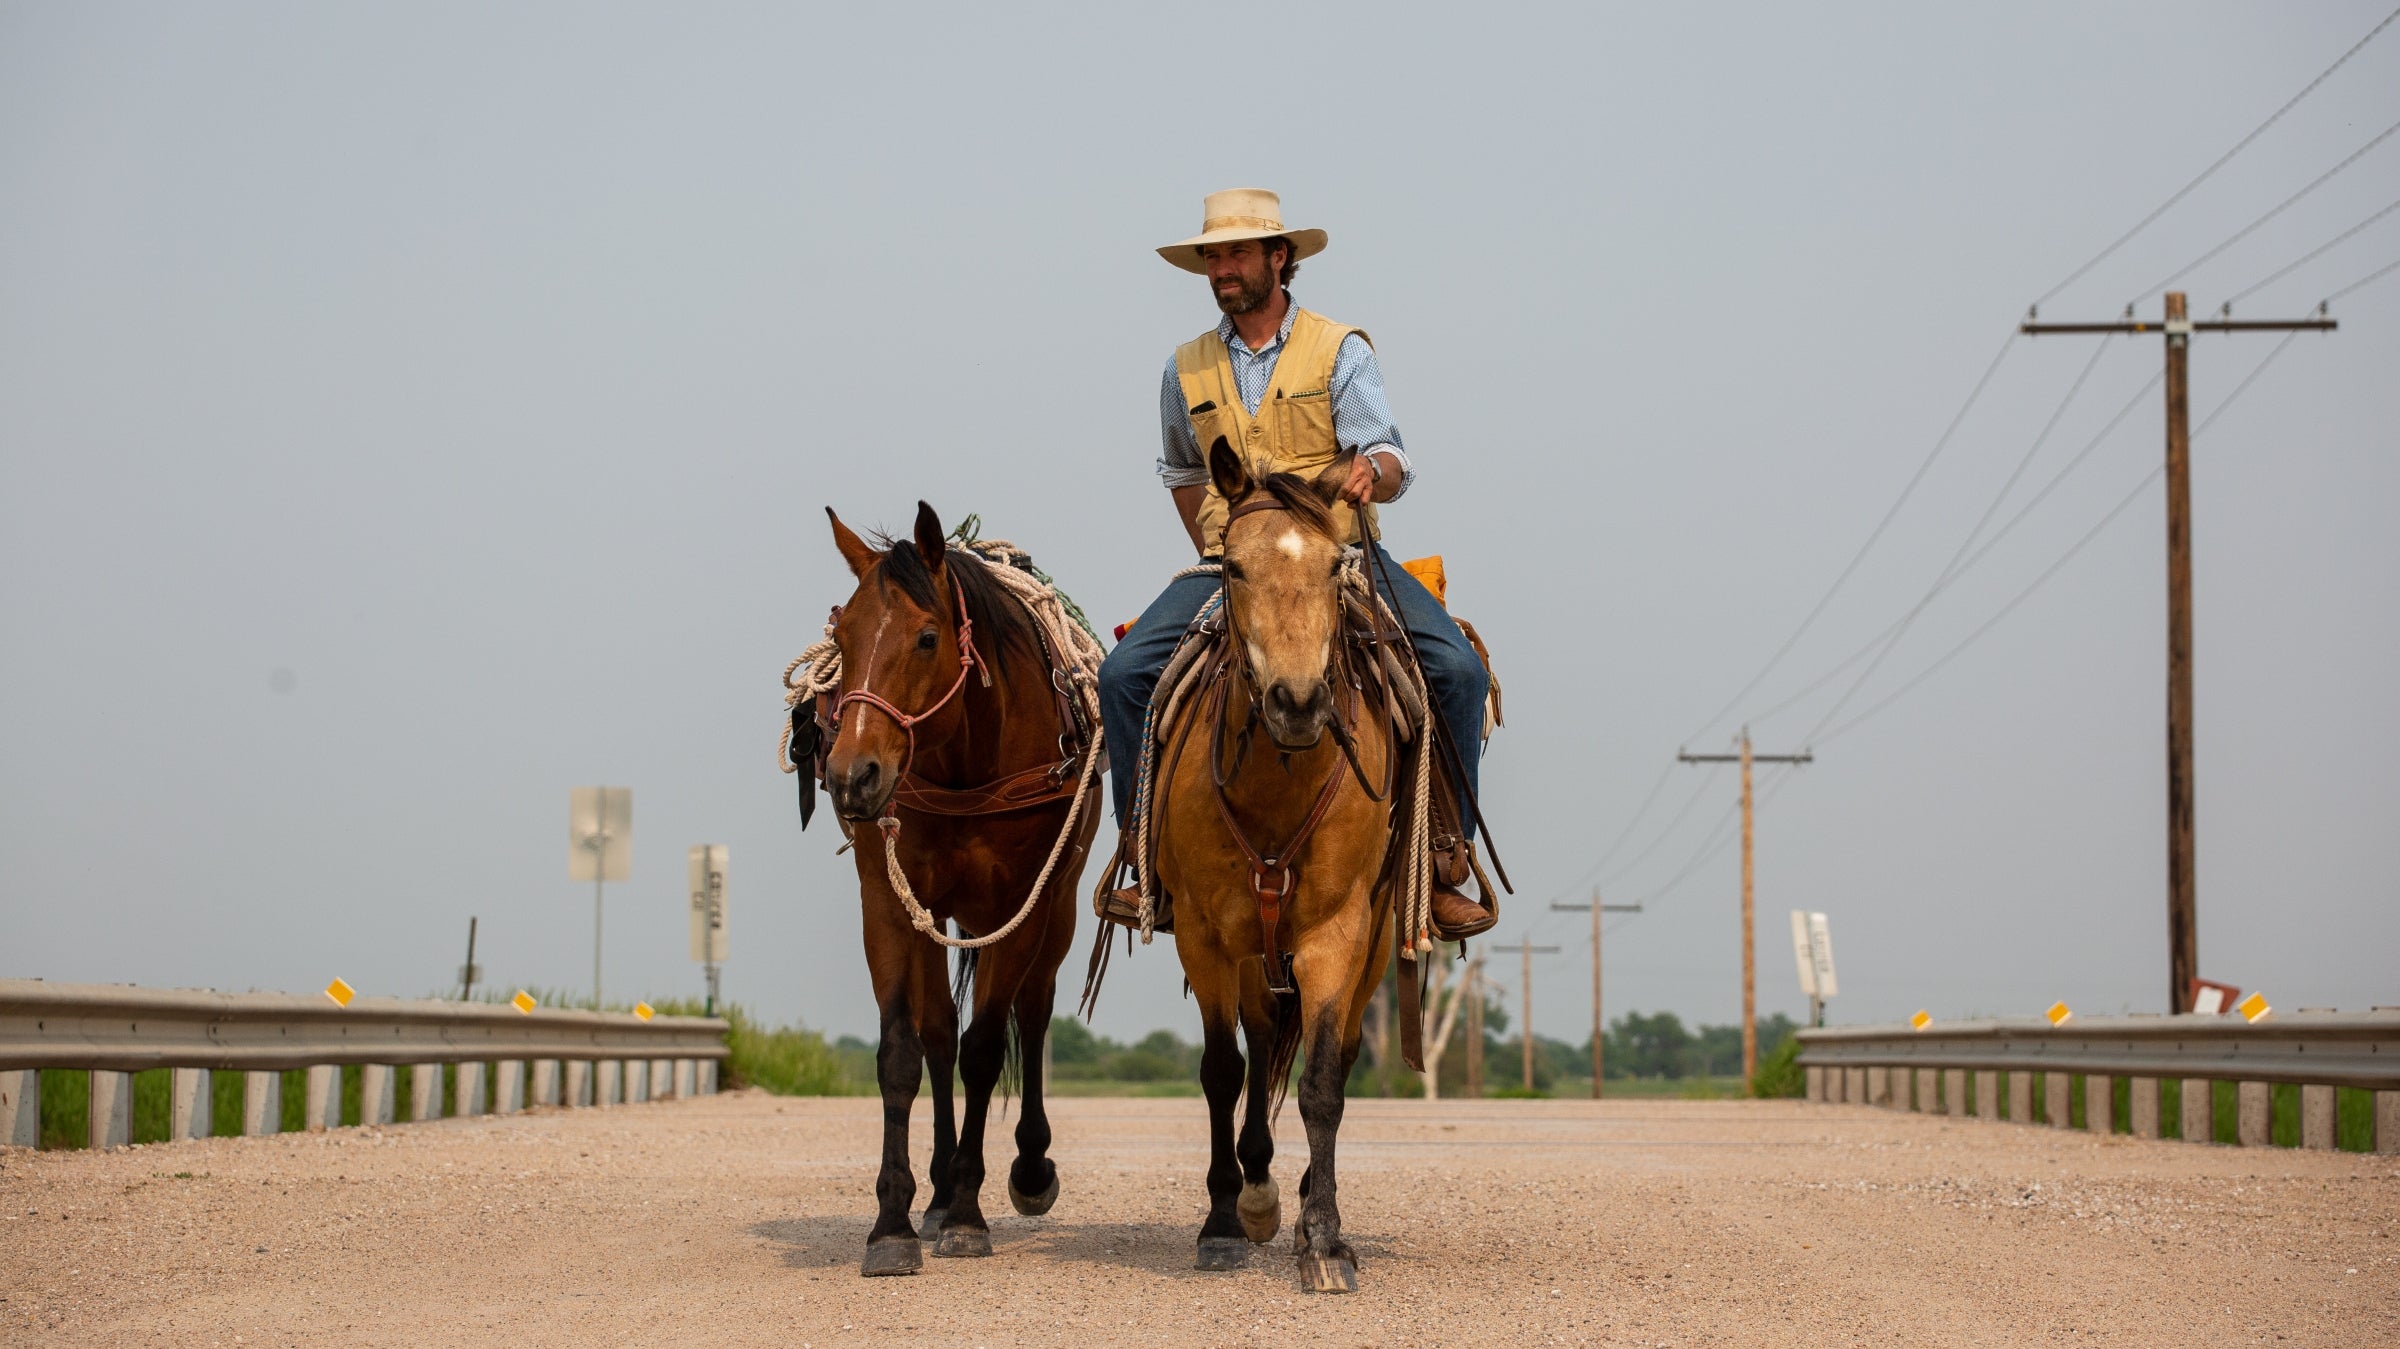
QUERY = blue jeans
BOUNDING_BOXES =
[1097,544,1488,830]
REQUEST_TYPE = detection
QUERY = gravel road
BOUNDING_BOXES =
[3,1091,2393,1345]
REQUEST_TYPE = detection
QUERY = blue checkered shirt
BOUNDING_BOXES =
[1156,295,1413,498]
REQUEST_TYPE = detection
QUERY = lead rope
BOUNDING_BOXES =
[876,734,1101,949]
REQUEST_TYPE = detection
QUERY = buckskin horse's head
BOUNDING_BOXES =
[1209,437,1356,752]
[821,501,982,822]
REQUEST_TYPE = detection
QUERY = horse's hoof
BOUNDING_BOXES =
[1008,1172,1060,1217]
[933,1226,993,1258]
[860,1237,922,1278]
[1298,1245,1358,1294]
[1237,1180,1281,1244]
[1195,1236,1251,1272]
[917,1207,947,1241]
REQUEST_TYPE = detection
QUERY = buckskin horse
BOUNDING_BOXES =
[1149,441,1412,1293]
[786,503,1103,1277]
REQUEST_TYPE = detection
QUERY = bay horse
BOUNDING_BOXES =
[793,502,1102,1277]
[1152,441,1402,1293]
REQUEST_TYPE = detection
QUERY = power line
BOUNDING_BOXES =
[1797,335,2119,744]
[1742,359,2164,731]
[2032,3,2400,308]
[2324,254,2400,304]
[1680,330,2017,747]
[1597,763,1723,886]
[2220,195,2400,311]
[1817,329,2307,744]
[2128,115,2400,305]
[1542,761,1675,906]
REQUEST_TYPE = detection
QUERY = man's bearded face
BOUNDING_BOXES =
[1202,241,1280,315]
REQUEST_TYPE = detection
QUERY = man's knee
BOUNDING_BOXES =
[1417,627,1488,705]
[1098,646,1142,710]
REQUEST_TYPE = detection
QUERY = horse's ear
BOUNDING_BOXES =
[1207,436,1249,501]
[913,501,946,572]
[1309,448,1359,507]
[827,507,878,578]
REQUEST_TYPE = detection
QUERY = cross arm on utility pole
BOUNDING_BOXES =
[1678,750,1814,764]
[2020,317,2336,336]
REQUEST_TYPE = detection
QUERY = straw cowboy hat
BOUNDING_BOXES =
[1155,188,1328,275]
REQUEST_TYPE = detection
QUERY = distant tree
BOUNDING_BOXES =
[1049,1017,1099,1065]
[1610,1010,1693,1079]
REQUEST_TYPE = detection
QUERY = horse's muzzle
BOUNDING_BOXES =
[825,753,896,822]
[1260,677,1333,751]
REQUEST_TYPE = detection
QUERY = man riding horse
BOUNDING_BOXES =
[1097,187,1496,943]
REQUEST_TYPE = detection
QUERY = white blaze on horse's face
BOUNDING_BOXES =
[823,565,948,821]
[1222,498,1344,752]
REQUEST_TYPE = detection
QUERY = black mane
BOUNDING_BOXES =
[870,535,1037,675]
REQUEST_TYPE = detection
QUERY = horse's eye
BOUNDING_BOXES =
[1328,557,1343,578]
[916,629,938,651]
[1223,560,1246,582]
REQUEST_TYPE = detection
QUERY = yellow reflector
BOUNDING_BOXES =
[634,1001,655,1022]
[2237,991,2270,1023]
[511,990,537,1015]
[2046,1001,2073,1026]
[323,978,355,1007]
[1909,1010,1931,1031]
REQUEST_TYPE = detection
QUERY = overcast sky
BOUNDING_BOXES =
[4,3,2395,1047]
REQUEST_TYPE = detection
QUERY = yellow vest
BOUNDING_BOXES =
[1176,306,1378,556]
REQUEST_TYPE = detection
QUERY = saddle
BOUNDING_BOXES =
[1091,554,1505,938]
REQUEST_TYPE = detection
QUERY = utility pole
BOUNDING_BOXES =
[2022,293,2335,1013]
[1679,730,1813,1084]
[1464,956,1485,1098]
[1491,942,1562,1092]
[1552,890,1641,1098]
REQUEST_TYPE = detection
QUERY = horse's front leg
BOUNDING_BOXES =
[1234,976,1283,1245]
[918,954,960,1241]
[862,990,927,1276]
[933,984,1010,1257]
[1189,951,1252,1271]
[1292,944,1372,1293]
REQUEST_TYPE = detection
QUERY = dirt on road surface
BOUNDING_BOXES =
[3,1091,2393,1346]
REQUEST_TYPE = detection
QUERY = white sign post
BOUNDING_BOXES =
[1791,910,1838,1027]
[687,844,728,1014]
[570,787,632,1006]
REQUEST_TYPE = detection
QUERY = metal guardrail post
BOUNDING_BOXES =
[90,1071,132,1148]
[2085,1075,2112,1135]
[2,1070,37,1146]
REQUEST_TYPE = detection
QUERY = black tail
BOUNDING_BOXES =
[949,939,1020,1115]
[1262,988,1305,1118]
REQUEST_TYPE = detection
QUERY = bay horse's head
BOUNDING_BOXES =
[1208,437,1357,752]
[821,501,1007,821]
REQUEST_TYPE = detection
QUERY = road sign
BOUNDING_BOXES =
[2046,1001,2073,1026]
[1791,911,1837,997]
[634,1002,655,1023]
[1910,1010,1932,1031]
[510,990,536,1015]
[2190,979,2241,1016]
[688,845,728,963]
[569,788,632,881]
[2236,991,2270,1023]
[324,978,355,1007]
[1790,911,1818,997]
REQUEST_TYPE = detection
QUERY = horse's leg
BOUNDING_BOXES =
[914,940,960,1242]
[917,948,960,1241]
[933,971,1010,1258]
[1006,966,1061,1217]
[1194,1003,1252,1269]
[861,978,927,1276]
[1233,974,1283,1245]
[1289,897,1382,1294]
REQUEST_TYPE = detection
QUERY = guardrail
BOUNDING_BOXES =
[0,980,729,1150]
[1796,1009,2400,1153]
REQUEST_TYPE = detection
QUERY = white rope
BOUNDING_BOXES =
[876,735,1101,950]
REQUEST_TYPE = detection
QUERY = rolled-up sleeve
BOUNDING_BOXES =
[1157,355,1210,488]
[1330,334,1414,500]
